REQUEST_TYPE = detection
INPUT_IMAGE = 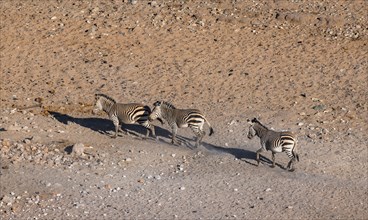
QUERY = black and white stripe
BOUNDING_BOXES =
[149,101,214,147]
[248,118,299,171]
[93,93,156,138]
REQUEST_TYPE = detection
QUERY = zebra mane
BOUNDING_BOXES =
[158,101,176,109]
[95,93,116,104]
[251,118,268,129]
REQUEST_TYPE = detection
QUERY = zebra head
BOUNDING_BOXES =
[93,93,116,114]
[248,125,257,139]
[93,94,103,114]
[149,101,163,121]
[247,118,259,139]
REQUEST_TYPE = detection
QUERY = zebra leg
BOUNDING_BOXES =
[190,125,204,148]
[256,148,265,166]
[112,117,119,138]
[271,152,276,168]
[287,158,295,172]
[140,121,155,138]
[171,124,178,145]
[150,125,156,138]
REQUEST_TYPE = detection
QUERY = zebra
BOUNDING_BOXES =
[149,101,214,147]
[93,93,161,138]
[247,118,299,171]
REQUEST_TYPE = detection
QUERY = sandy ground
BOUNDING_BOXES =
[1,0,367,219]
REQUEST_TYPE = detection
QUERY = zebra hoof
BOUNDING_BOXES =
[288,168,295,172]
[270,165,275,168]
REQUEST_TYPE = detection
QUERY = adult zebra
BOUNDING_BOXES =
[248,118,299,171]
[149,101,214,147]
[93,93,161,138]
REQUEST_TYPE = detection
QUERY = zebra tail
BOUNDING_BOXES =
[292,143,299,162]
[204,117,214,136]
[209,127,214,136]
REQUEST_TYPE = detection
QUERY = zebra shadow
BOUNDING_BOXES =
[201,142,285,169]
[48,111,171,140]
[155,132,200,149]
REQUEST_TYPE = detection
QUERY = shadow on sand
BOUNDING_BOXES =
[48,111,285,169]
[201,142,285,169]
[48,111,172,140]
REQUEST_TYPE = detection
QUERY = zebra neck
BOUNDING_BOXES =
[254,124,269,139]
[161,107,173,119]
[103,100,115,114]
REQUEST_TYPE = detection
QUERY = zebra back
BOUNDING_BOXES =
[251,118,297,157]
[95,93,116,104]
[115,103,151,123]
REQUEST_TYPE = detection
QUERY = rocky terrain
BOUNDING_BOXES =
[0,0,367,219]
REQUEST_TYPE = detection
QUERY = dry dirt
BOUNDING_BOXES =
[0,0,367,219]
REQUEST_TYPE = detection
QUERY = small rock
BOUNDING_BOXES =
[2,195,15,205]
[265,188,272,192]
[125,158,132,162]
[312,104,326,111]
[1,139,11,147]
[31,136,41,142]
[154,175,161,180]
[179,186,185,190]
[72,143,85,156]
[149,1,157,7]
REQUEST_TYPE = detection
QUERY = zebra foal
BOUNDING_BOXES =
[149,101,214,147]
[93,93,157,138]
[247,118,299,171]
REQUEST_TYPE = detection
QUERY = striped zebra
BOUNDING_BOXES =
[247,118,299,171]
[149,101,214,147]
[93,93,160,138]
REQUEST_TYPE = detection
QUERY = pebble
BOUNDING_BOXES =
[179,186,185,190]
[24,139,32,145]
[1,195,14,205]
[149,1,157,7]
[265,188,272,192]
[31,136,41,142]
[154,175,161,180]
[72,143,85,156]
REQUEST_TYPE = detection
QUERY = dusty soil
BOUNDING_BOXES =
[1,0,367,219]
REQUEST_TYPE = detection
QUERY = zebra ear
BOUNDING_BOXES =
[251,118,258,123]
